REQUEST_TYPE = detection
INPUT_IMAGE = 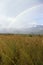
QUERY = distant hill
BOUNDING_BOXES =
[0,25,43,34]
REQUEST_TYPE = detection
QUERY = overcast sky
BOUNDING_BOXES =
[0,0,43,30]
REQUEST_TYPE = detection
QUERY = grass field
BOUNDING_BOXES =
[0,34,43,65]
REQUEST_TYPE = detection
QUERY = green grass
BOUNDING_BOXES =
[0,34,43,65]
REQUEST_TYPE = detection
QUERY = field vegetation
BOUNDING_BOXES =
[0,34,43,65]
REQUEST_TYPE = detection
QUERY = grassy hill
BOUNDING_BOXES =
[0,34,43,65]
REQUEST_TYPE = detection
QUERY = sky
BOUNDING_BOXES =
[0,0,43,31]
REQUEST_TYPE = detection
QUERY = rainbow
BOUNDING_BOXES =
[9,4,43,28]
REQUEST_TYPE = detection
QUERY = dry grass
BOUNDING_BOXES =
[0,34,43,65]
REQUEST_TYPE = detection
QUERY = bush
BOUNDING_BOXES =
[29,34,32,37]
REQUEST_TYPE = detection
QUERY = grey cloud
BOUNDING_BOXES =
[0,0,40,17]
[0,0,43,32]
[39,0,43,3]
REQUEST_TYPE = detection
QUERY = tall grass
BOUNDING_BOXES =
[0,35,43,65]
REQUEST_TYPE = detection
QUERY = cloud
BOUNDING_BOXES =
[9,4,43,29]
[0,0,40,17]
[0,16,16,29]
[0,0,43,32]
[39,0,43,3]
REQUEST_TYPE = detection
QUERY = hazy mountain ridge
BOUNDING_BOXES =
[0,25,43,34]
